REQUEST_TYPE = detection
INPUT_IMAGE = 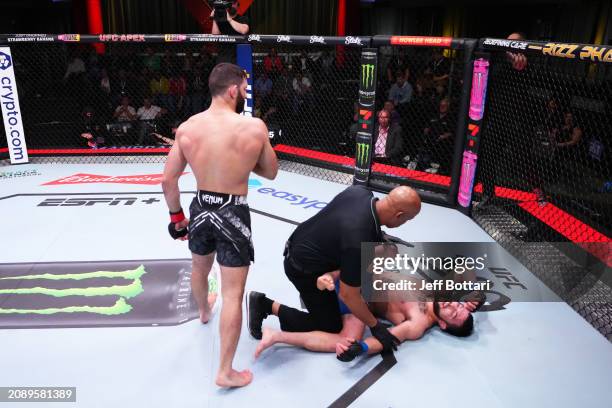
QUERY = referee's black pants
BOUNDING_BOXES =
[277,257,343,333]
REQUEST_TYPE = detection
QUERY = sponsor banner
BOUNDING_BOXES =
[0,169,40,180]
[358,49,377,108]
[57,34,81,42]
[482,38,612,63]
[390,36,453,47]
[0,47,28,164]
[246,35,369,46]
[42,173,173,186]
[0,34,55,43]
[354,132,372,185]
[0,260,201,329]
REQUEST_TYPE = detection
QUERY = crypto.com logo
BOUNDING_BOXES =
[0,52,12,70]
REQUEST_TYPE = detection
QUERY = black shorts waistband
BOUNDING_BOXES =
[196,190,247,208]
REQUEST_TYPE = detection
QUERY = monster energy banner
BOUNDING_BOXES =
[354,132,372,185]
[358,49,377,108]
[0,259,202,329]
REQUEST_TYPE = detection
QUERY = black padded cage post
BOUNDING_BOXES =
[353,47,378,186]
[367,35,476,207]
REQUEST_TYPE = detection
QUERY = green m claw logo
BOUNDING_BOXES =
[362,64,375,88]
[0,266,146,315]
[356,143,370,167]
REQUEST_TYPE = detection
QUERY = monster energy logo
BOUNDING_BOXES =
[361,64,375,88]
[0,266,146,315]
[356,143,370,167]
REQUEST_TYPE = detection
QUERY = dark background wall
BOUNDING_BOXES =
[0,0,610,44]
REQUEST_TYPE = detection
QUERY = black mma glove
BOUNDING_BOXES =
[168,208,188,239]
[370,321,399,352]
[337,341,368,362]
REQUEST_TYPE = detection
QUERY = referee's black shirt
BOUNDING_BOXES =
[287,185,383,287]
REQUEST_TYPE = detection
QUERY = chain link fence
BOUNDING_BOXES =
[250,36,365,183]
[474,41,612,340]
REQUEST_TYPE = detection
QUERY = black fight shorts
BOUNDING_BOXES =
[188,190,254,267]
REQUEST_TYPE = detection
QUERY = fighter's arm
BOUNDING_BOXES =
[363,321,426,354]
[338,282,378,328]
[252,119,279,180]
[161,131,188,213]
[336,320,426,360]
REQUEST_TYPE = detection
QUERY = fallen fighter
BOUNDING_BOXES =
[254,271,478,360]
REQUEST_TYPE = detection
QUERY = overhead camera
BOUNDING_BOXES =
[208,0,238,23]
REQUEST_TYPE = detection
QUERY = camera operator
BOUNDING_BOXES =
[210,1,249,36]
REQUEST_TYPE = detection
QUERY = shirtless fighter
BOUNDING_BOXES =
[254,270,476,360]
[162,63,278,387]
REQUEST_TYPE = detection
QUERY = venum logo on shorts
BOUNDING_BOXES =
[42,173,187,186]
[309,36,326,45]
[277,35,292,43]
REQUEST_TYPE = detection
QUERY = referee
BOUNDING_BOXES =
[248,185,421,352]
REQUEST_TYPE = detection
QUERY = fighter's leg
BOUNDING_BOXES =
[255,314,365,358]
[191,252,217,324]
[215,264,252,388]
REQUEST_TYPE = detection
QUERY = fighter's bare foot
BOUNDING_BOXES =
[200,293,218,324]
[254,327,277,359]
[215,369,253,388]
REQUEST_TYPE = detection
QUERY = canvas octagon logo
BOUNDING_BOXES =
[0,260,198,329]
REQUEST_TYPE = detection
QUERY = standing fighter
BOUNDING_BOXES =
[162,63,278,388]
[248,185,421,354]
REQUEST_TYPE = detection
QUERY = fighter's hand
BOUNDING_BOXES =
[168,218,189,241]
[465,301,480,312]
[317,274,335,291]
[336,339,367,362]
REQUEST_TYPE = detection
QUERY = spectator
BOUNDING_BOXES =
[373,109,404,166]
[255,72,273,100]
[113,96,137,122]
[100,68,111,96]
[80,106,106,148]
[430,49,450,86]
[556,111,583,150]
[415,97,454,173]
[190,67,207,115]
[292,71,313,111]
[293,51,313,74]
[388,72,413,115]
[136,97,164,145]
[383,100,401,127]
[149,71,170,108]
[168,72,188,117]
[264,48,284,78]
[63,54,86,82]
[111,69,131,105]
[143,47,160,72]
